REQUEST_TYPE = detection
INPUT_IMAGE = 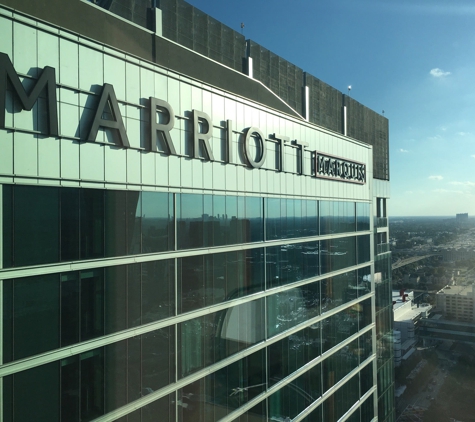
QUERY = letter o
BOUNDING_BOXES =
[343,163,349,178]
[243,127,267,168]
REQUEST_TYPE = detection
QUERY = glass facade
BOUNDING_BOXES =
[0,1,393,418]
[1,184,377,422]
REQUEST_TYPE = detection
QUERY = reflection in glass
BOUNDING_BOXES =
[178,249,264,313]
[178,193,263,249]
[179,299,265,378]
[141,191,174,253]
[266,241,319,289]
[105,190,127,257]
[4,185,60,267]
[356,202,370,231]
[323,372,359,422]
[323,337,359,392]
[320,237,356,274]
[4,363,59,422]
[178,350,266,422]
[268,364,321,421]
[266,198,318,240]
[267,283,320,337]
[4,327,175,422]
[80,188,104,259]
[3,261,175,362]
[3,274,60,362]
[322,309,359,353]
[321,271,357,314]
[268,323,322,386]
[320,201,356,235]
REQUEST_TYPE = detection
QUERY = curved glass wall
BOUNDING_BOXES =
[2,185,370,269]
[1,184,375,422]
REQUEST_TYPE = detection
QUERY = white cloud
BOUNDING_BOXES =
[399,148,409,153]
[449,181,475,187]
[457,132,470,136]
[472,155,475,159]
[430,68,451,78]
[428,175,443,180]
[432,189,464,195]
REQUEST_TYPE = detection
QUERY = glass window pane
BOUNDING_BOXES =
[104,265,127,334]
[226,195,238,244]
[127,264,142,328]
[246,196,263,242]
[319,201,331,235]
[321,270,357,314]
[142,259,175,322]
[126,191,142,254]
[304,199,318,237]
[80,189,104,259]
[2,185,13,268]
[80,269,105,341]
[177,194,204,249]
[212,195,226,246]
[61,272,80,347]
[178,255,205,313]
[267,282,320,338]
[357,234,371,264]
[236,196,245,243]
[3,279,13,362]
[323,337,359,392]
[268,364,321,421]
[13,363,60,422]
[142,192,174,253]
[105,190,127,257]
[178,299,265,378]
[356,202,370,231]
[178,350,265,422]
[265,198,281,240]
[285,199,295,238]
[61,188,80,261]
[14,185,60,266]
[61,356,80,422]
[80,349,105,420]
[141,394,176,422]
[268,324,322,386]
[142,326,175,392]
[13,274,60,360]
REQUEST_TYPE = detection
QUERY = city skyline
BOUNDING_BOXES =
[188,0,475,217]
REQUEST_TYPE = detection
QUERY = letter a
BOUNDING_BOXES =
[87,83,130,148]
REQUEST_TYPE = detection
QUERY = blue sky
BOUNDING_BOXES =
[187,0,475,216]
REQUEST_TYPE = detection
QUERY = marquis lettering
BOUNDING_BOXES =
[192,110,214,161]
[315,152,366,184]
[243,127,267,168]
[150,97,176,154]
[88,83,130,147]
[0,52,58,136]
[0,53,366,184]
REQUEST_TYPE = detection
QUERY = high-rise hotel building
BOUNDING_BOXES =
[0,0,393,421]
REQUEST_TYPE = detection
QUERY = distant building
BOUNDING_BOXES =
[438,247,475,263]
[436,285,475,322]
[392,290,432,366]
[456,213,469,222]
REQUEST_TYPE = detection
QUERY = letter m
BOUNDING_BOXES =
[0,53,58,136]
[316,154,326,174]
